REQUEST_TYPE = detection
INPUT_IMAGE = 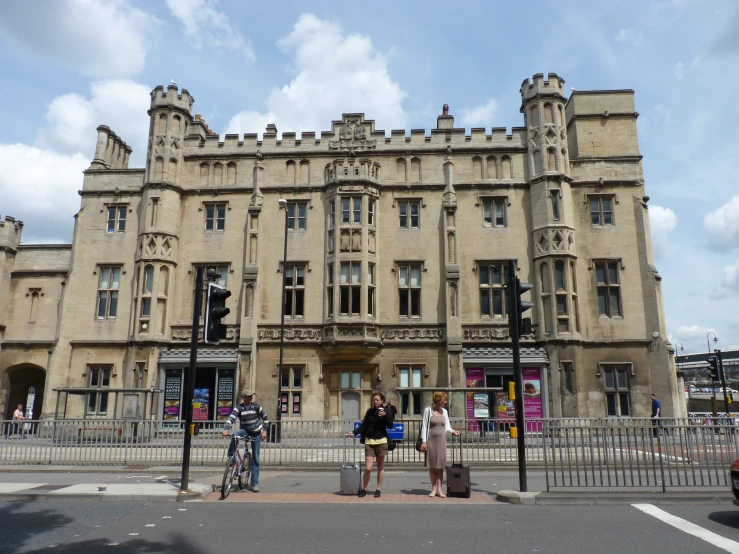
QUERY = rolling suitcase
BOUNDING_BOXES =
[446,434,471,498]
[340,462,361,495]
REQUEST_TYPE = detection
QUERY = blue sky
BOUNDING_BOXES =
[1,0,738,354]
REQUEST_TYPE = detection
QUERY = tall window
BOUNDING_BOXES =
[483,198,506,228]
[329,200,336,226]
[280,366,303,417]
[141,265,154,318]
[287,202,307,230]
[96,266,120,319]
[87,366,111,415]
[107,206,126,233]
[205,203,226,231]
[341,197,361,225]
[150,198,159,227]
[551,192,560,222]
[562,361,575,394]
[367,264,376,317]
[340,262,361,315]
[595,261,621,317]
[368,199,376,226]
[555,261,569,332]
[479,262,505,318]
[398,263,422,317]
[590,197,614,226]
[603,365,630,417]
[398,201,420,229]
[399,366,423,417]
[327,264,334,318]
[284,265,305,318]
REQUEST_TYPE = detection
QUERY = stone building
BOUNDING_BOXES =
[0,73,686,423]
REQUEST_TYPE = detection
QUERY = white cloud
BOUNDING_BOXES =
[36,80,152,167]
[704,196,739,252]
[166,0,255,64]
[226,13,406,137]
[711,259,739,298]
[670,324,721,354]
[648,205,677,260]
[614,28,644,47]
[0,144,88,243]
[459,99,498,127]
[0,1,158,78]
[673,61,686,80]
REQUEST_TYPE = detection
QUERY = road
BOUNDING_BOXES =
[4,500,739,553]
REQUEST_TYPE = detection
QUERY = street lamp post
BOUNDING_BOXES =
[275,198,289,443]
[707,332,718,354]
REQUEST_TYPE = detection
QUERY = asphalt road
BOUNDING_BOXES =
[4,501,739,553]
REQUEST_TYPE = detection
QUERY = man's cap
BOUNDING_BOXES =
[241,390,254,397]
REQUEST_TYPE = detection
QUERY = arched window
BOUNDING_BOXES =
[558,105,565,127]
[501,156,512,179]
[299,160,310,184]
[561,149,568,173]
[227,162,237,185]
[396,158,407,181]
[29,290,40,323]
[199,163,209,186]
[486,156,498,179]
[286,160,296,184]
[544,103,554,125]
[141,265,154,318]
[153,157,164,180]
[530,105,540,127]
[213,163,223,186]
[472,156,483,180]
[158,114,168,136]
[158,266,169,334]
[547,148,557,172]
[172,115,181,136]
[410,157,421,182]
[540,262,552,334]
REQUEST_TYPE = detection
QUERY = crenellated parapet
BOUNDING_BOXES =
[149,85,194,118]
[90,125,132,170]
[520,73,567,105]
[324,156,381,185]
[0,215,23,253]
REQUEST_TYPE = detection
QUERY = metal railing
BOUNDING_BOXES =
[0,417,544,467]
[543,417,739,491]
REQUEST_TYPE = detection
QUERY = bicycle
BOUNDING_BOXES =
[221,434,254,499]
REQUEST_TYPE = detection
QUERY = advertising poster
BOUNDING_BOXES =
[496,392,516,423]
[465,368,484,431]
[473,393,489,419]
[217,368,235,420]
[522,367,543,431]
[163,369,181,420]
[293,393,301,415]
[281,393,289,414]
[193,388,210,421]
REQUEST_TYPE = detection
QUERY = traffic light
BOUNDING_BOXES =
[707,355,720,381]
[515,277,535,336]
[204,282,231,345]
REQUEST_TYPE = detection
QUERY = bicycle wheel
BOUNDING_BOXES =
[239,452,252,490]
[221,456,237,499]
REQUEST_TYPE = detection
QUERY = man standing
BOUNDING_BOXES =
[385,399,398,421]
[651,393,662,437]
[221,391,269,492]
[6,404,25,439]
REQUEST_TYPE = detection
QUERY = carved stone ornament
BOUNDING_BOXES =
[171,326,238,342]
[330,117,376,150]
[258,328,321,341]
[463,326,509,340]
[381,327,445,341]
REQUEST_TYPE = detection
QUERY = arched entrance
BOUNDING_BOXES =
[4,365,45,420]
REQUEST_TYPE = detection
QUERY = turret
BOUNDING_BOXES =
[0,215,23,254]
[0,215,23,335]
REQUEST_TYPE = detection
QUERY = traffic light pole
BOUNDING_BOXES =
[275,200,289,443]
[181,266,203,492]
[717,349,731,416]
[507,259,527,492]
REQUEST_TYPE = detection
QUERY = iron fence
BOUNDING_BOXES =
[543,417,739,491]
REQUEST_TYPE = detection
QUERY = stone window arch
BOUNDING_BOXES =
[213,162,223,186]
[472,156,483,180]
[486,156,498,179]
[172,115,182,136]
[158,114,168,136]
[543,103,554,125]
[199,163,209,186]
[396,158,407,181]
[501,156,512,179]
[299,160,310,184]
[286,160,297,184]
[530,105,540,127]
[410,157,421,182]
[226,162,237,185]
[547,148,557,172]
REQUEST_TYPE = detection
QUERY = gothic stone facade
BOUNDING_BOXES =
[0,73,686,422]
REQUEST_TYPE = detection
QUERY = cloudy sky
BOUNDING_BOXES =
[0,0,737,354]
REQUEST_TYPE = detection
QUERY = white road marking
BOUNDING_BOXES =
[162,516,171,519]
[178,508,187,511]
[633,504,739,554]
[145,524,155,527]
[128,533,139,536]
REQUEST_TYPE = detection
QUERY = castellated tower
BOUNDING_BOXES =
[131,85,194,339]
[0,216,23,340]
[520,73,580,340]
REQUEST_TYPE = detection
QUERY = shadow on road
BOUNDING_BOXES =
[1,502,74,554]
[708,511,739,530]
[24,535,204,554]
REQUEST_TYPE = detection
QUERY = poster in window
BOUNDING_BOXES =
[163,369,182,420]
[473,393,489,419]
[217,368,235,420]
[193,388,209,421]
[496,392,516,422]
[281,393,289,414]
[292,393,301,415]
[465,368,484,431]
[522,367,542,431]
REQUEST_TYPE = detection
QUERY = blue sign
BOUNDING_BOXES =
[353,421,405,440]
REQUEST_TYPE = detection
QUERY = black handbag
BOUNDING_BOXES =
[387,437,396,452]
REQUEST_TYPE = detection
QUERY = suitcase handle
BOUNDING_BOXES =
[451,431,463,465]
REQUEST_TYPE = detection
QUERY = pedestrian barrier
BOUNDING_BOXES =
[543,417,739,491]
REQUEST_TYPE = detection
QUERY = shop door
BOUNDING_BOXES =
[341,392,360,433]
[193,367,217,422]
